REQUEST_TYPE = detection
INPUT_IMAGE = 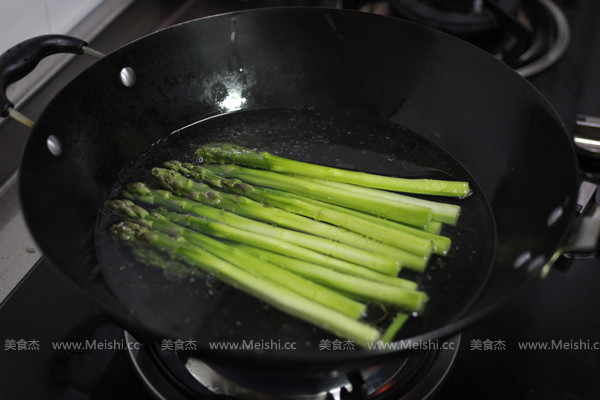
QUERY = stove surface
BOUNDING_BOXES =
[1,1,600,399]
[1,256,599,399]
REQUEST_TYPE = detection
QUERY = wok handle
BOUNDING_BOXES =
[574,115,600,160]
[0,35,89,119]
[561,181,600,255]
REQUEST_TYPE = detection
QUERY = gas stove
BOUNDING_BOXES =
[1,1,600,399]
[391,0,570,76]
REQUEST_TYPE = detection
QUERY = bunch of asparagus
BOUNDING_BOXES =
[107,143,469,346]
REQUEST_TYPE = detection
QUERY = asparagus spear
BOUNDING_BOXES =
[425,221,443,235]
[202,165,449,255]
[167,162,446,259]
[166,161,433,257]
[129,244,194,280]
[198,164,433,228]
[124,183,414,276]
[296,195,452,256]
[295,176,461,225]
[109,221,381,346]
[113,217,200,279]
[381,313,410,343]
[169,159,443,234]
[236,244,428,312]
[108,199,366,318]
[196,143,470,197]
[172,159,458,226]
[152,167,427,271]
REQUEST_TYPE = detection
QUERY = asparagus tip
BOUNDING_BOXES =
[162,160,184,171]
[109,221,136,241]
[125,182,153,196]
[152,167,181,192]
[106,199,150,219]
[195,142,257,164]
[220,178,251,193]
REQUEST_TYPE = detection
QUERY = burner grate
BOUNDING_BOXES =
[387,0,569,76]
[124,331,461,400]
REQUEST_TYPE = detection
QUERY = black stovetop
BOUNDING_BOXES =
[2,255,600,399]
[2,1,600,399]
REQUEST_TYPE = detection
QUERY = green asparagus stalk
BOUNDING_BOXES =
[236,244,427,312]
[152,167,427,271]
[196,143,470,197]
[123,183,414,276]
[381,313,410,343]
[296,176,461,225]
[289,194,452,256]
[199,164,433,228]
[249,187,448,255]
[425,221,443,234]
[168,160,444,234]
[169,161,448,257]
[108,199,366,318]
[167,161,433,257]
[163,207,404,277]
[152,212,417,290]
[109,221,381,346]
[129,244,194,280]
[266,189,452,256]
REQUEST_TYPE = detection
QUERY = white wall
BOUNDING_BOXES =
[0,0,103,53]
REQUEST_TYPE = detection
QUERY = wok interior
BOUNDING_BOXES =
[19,8,579,367]
[95,107,495,349]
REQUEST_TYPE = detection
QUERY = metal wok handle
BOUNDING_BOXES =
[559,115,600,257]
[0,34,104,127]
[562,182,600,253]
[544,181,599,277]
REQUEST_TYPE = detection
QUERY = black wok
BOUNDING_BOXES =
[0,8,580,372]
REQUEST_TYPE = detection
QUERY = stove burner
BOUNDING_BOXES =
[387,0,569,76]
[392,0,522,35]
[513,0,569,77]
[124,332,461,400]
